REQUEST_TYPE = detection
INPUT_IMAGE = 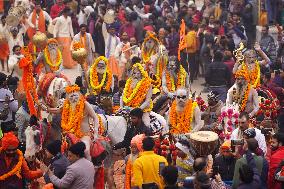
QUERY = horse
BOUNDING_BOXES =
[38,73,70,109]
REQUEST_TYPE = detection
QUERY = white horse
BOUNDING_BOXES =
[38,73,70,109]
[24,126,41,160]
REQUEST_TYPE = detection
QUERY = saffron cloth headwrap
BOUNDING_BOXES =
[1,132,19,150]
[131,134,145,152]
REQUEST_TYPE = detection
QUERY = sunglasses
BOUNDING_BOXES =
[177,95,187,99]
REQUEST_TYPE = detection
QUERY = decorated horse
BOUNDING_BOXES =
[38,73,70,109]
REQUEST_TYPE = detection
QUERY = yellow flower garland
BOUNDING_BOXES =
[43,47,62,71]
[89,56,112,95]
[0,148,23,180]
[166,65,187,92]
[61,95,85,138]
[123,63,152,111]
[169,99,197,134]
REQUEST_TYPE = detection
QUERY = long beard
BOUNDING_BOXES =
[49,49,58,60]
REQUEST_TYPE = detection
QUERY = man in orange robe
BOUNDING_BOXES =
[0,132,43,188]
[27,1,52,40]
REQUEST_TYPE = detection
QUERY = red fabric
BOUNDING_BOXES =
[268,146,284,189]
[50,4,65,19]
[95,167,104,189]
[1,132,19,150]
[144,25,154,32]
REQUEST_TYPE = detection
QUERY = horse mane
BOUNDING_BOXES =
[153,95,168,112]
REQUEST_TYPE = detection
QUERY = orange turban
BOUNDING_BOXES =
[131,134,145,152]
[1,132,19,150]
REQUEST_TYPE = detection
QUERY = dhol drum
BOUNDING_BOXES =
[189,131,219,157]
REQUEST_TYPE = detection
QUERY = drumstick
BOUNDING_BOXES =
[122,45,138,53]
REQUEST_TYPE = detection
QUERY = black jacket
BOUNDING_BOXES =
[113,122,152,154]
[205,61,232,87]
[213,155,236,181]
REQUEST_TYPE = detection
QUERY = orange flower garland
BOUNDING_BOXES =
[141,32,160,63]
[61,95,85,138]
[165,65,187,92]
[240,84,251,112]
[89,56,112,95]
[0,148,23,180]
[19,46,39,116]
[242,61,260,88]
[97,113,105,136]
[169,99,198,134]
[125,157,133,189]
[123,63,152,111]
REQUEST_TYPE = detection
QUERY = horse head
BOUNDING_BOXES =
[24,126,41,161]
[48,77,69,108]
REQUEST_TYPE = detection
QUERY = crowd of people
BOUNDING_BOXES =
[0,0,284,188]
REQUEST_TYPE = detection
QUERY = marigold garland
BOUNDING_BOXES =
[241,61,260,88]
[97,113,105,136]
[65,84,80,94]
[73,41,84,50]
[89,56,112,95]
[19,46,39,116]
[240,84,251,112]
[169,99,197,134]
[123,63,152,111]
[61,95,85,138]
[0,148,23,180]
[141,32,160,63]
[165,65,187,92]
[43,47,62,72]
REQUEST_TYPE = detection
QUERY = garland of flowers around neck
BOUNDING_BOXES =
[123,63,152,111]
[19,47,40,116]
[240,84,251,112]
[242,61,260,88]
[0,148,23,180]
[166,65,187,92]
[141,33,160,63]
[169,99,198,134]
[43,47,62,72]
[61,95,85,138]
[89,56,112,95]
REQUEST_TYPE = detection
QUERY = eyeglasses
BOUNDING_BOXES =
[177,96,187,99]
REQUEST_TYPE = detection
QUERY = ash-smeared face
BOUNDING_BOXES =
[244,50,256,65]
[68,91,80,104]
[145,38,156,49]
[48,42,58,57]
[96,60,106,74]
[132,67,142,80]
[175,88,188,108]
[168,56,178,72]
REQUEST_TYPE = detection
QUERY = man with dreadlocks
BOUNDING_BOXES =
[162,56,190,99]
[202,91,224,129]
[226,67,259,118]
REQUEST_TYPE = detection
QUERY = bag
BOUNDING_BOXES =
[90,139,107,166]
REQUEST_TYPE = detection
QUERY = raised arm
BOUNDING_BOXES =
[192,106,202,132]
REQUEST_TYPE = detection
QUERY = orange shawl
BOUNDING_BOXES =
[27,9,46,39]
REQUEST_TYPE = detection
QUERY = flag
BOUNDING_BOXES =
[178,19,186,61]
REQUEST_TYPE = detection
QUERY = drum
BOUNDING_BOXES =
[189,131,218,157]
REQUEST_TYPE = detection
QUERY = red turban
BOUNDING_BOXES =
[1,132,19,150]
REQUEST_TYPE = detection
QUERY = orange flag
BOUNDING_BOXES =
[178,19,186,61]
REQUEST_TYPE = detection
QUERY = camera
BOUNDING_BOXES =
[231,139,244,146]
[261,128,273,135]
